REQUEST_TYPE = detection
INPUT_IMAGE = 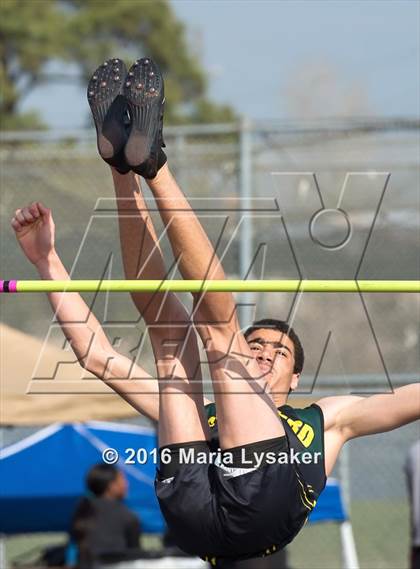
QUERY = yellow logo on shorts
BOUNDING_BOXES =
[208,416,217,428]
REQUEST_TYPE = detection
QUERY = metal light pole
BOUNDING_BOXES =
[238,117,254,327]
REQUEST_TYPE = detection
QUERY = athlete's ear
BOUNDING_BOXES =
[290,373,300,391]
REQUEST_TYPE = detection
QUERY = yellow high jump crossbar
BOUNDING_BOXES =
[0,280,419,293]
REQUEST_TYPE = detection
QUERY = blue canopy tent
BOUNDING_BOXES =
[311,477,346,523]
[0,421,164,534]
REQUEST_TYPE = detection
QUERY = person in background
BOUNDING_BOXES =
[70,463,141,569]
[405,440,420,569]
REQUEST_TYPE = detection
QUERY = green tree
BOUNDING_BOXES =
[0,0,235,129]
[0,0,66,128]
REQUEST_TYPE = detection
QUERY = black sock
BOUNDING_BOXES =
[132,149,167,179]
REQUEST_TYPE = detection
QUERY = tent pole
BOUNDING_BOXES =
[0,534,7,569]
[340,521,359,569]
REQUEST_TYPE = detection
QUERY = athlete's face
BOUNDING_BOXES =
[246,328,300,395]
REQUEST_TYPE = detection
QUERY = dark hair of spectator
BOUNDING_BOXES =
[86,463,120,497]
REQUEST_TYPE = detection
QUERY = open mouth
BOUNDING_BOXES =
[258,364,272,374]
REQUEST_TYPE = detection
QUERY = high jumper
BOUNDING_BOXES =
[10,58,419,565]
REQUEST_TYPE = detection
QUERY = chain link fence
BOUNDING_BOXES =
[1,119,419,568]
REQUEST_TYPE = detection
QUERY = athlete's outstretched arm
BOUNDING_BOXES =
[317,385,419,475]
[11,202,159,421]
[319,384,420,441]
[333,383,420,439]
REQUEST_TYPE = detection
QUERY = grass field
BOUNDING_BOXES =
[289,500,409,569]
[4,500,410,568]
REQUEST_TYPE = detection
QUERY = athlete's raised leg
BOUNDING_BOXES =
[146,164,285,449]
[111,168,209,447]
[88,57,208,447]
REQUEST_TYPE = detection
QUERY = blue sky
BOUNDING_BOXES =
[21,0,419,129]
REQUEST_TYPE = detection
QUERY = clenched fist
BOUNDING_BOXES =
[11,202,55,266]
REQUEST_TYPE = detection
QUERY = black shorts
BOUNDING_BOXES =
[155,436,311,562]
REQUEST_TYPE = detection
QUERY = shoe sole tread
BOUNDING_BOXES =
[87,58,127,159]
[123,58,164,166]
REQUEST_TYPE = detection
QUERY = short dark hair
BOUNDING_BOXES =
[86,463,119,497]
[244,318,304,374]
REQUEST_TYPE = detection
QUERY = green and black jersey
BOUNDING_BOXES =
[205,402,326,500]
